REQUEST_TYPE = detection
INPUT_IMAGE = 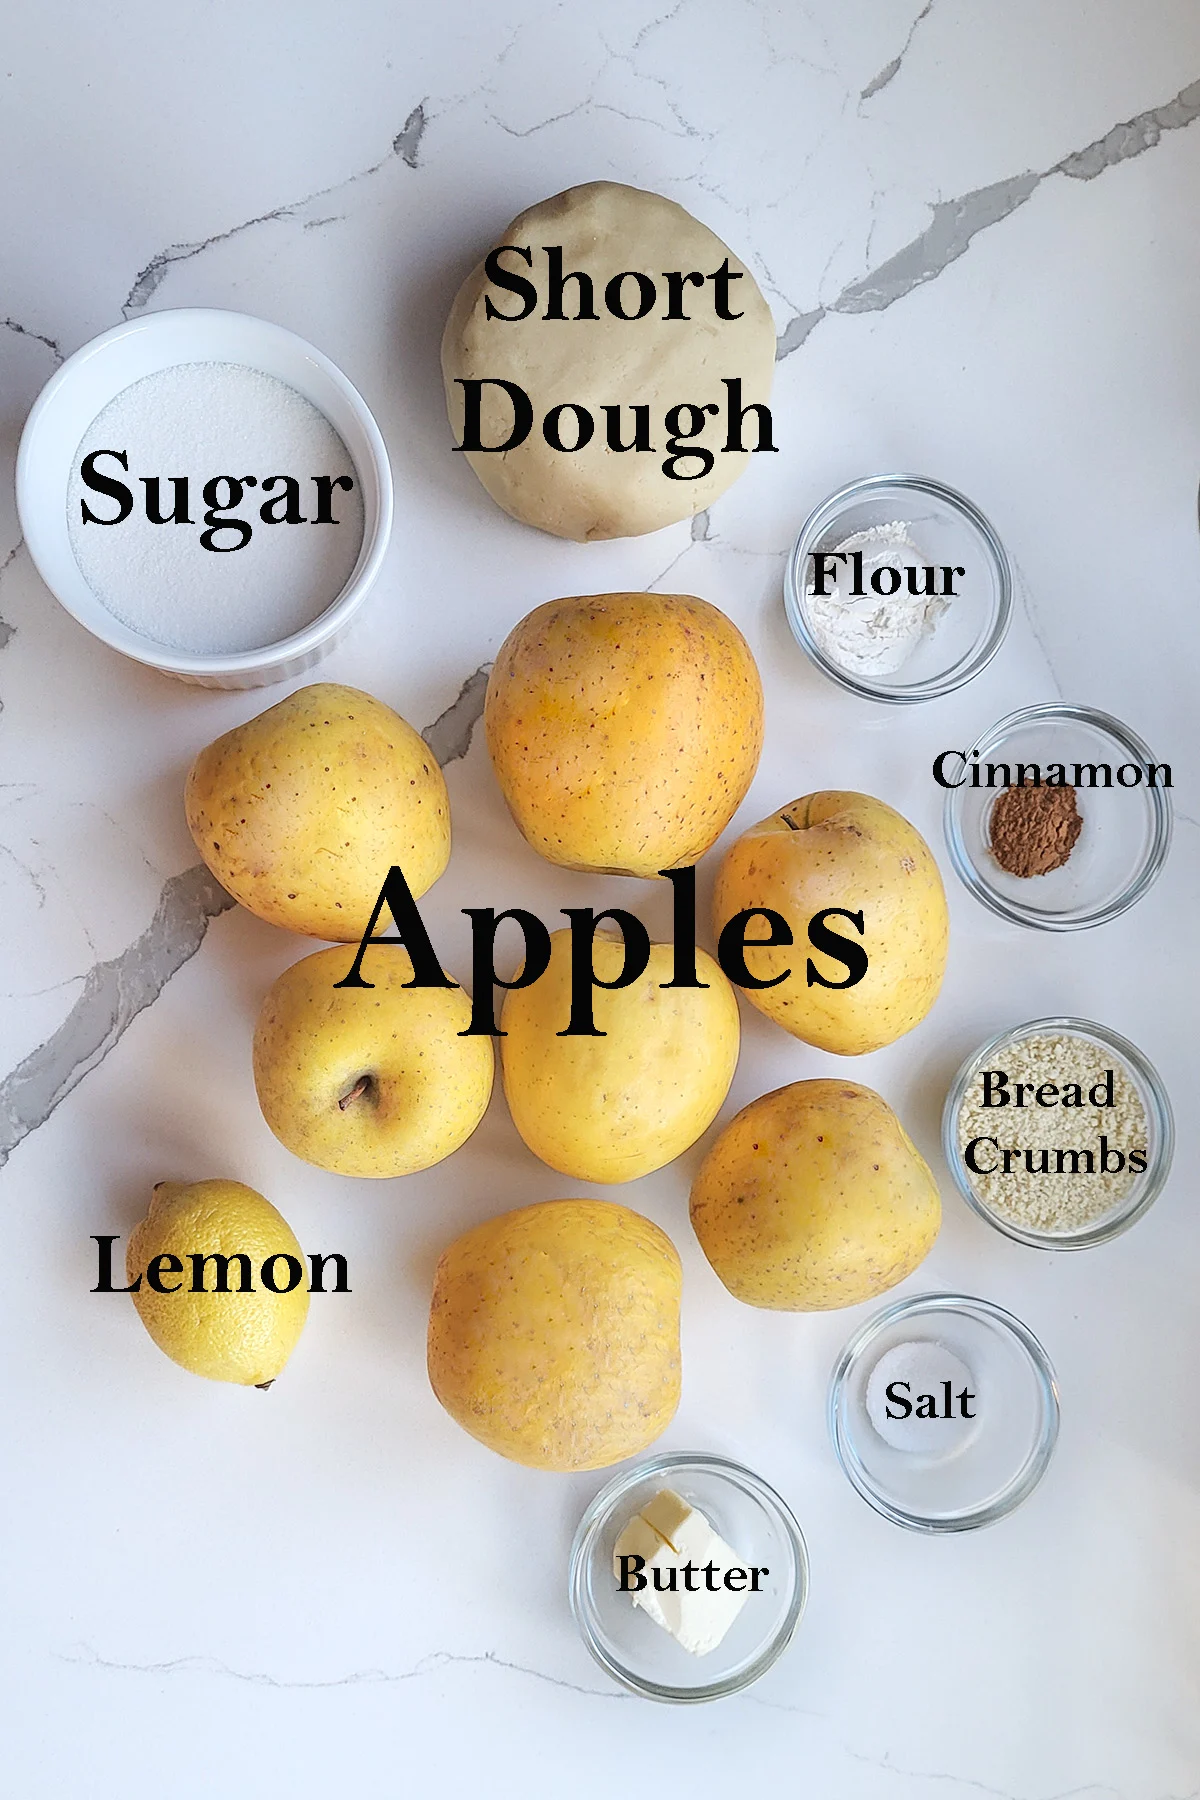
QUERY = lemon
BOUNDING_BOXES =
[127,1179,309,1386]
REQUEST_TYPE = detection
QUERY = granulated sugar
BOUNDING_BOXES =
[66,361,364,655]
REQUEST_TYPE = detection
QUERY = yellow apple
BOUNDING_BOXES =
[713,791,948,1054]
[253,945,493,1178]
[185,683,450,941]
[690,1080,940,1310]
[428,1199,682,1470]
[484,592,763,876]
[500,929,740,1182]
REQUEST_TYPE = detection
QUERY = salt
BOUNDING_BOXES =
[66,361,364,655]
[865,1339,981,1457]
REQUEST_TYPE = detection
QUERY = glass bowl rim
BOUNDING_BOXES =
[567,1449,809,1703]
[827,1290,1060,1533]
[940,1014,1175,1249]
[942,700,1173,930]
[783,471,1013,704]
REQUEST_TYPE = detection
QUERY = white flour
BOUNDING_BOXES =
[805,520,948,677]
[67,361,364,654]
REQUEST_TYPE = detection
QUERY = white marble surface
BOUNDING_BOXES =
[2,4,1199,1794]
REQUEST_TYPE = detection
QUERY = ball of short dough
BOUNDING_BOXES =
[427,1199,682,1471]
[441,181,777,541]
[485,591,764,876]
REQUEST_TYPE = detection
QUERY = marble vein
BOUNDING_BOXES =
[490,98,607,142]
[832,170,1042,316]
[1008,553,1064,702]
[394,102,427,170]
[1055,79,1200,180]
[646,537,694,591]
[0,865,235,1170]
[647,506,786,588]
[122,104,427,316]
[860,0,934,102]
[3,315,64,363]
[0,672,490,1167]
[0,541,21,654]
[644,500,719,583]
[123,203,306,316]
[839,1756,1133,1800]
[420,663,491,765]
[777,76,1200,357]
[502,6,716,145]
[0,840,51,915]
[60,1641,628,1701]
[775,306,827,360]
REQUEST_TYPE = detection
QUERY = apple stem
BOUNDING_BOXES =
[338,1074,374,1111]
[255,1380,275,1391]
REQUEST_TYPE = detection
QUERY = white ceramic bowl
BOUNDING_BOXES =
[16,308,393,688]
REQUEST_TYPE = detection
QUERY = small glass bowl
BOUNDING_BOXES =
[828,1293,1059,1532]
[942,1016,1174,1250]
[944,703,1172,929]
[783,473,1012,702]
[568,1451,808,1703]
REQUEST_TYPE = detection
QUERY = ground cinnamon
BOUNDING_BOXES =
[988,781,1082,877]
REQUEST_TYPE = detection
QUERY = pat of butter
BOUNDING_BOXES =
[638,1488,695,1548]
[613,1487,758,1657]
